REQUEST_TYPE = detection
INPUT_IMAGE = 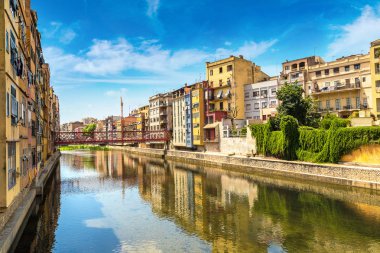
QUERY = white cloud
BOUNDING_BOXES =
[215,39,278,60]
[44,38,277,88]
[59,28,77,44]
[43,21,78,45]
[327,5,380,58]
[146,0,160,17]
[105,88,128,97]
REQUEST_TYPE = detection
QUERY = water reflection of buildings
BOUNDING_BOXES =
[25,152,380,253]
[15,167,61,253]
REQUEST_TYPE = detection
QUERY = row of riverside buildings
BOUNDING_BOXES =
[0,0,60,208]
[62,39,380,151]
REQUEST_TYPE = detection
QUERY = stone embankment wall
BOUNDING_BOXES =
[165,150,380,190]
[111,146,165,158]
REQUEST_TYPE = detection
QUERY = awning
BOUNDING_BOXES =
[204,122,219,129]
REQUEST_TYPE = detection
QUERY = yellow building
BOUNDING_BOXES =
[0,0,59,207]
[191,82,205,147]
[370,39,380,119]
[206,56,269,120]
[132,105,149,131]
[308,54,372,118]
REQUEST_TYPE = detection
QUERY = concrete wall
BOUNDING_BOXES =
[219,124,257,156]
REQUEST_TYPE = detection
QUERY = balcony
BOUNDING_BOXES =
[312,83,361,95]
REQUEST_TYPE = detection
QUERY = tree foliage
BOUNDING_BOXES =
[83,123,97,136]
[276,82,319,126]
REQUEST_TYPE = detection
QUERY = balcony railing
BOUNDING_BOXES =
[313,82,361,94]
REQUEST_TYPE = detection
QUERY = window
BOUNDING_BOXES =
[219,102,224,110]
[6,92,10,116]
[345,66,350,72]
[210,69,213,76]
[262,102,268,108]
[375,63,380,74]
[246,104,251,111]
[335,99,341,110]
[324,69,330,75]
[10,31,17,71]
[346,98,351,108]
[333,67,339,74]
[20,97,25,125]
[285,66,289,70]
[376,80,380,88]
[356,97,360,109]
[325,82,330,87]
[291,73,299,79]
[260,90,268,98]
[254,103,260,109]
[6,30,9,53]
[271,88,277,96]
[363,98,368,108]
[363,77,366,82]
[375,48,380,58]
[318,101,322,110]
[326,100,330,110]
[227,65,233,72]
[11,86,18,126]
[8,142,16,190]
[245,92,249,98]
[377,98,380,112]
[219,79,223,87]
[355,77,360,86]
[253,91,259,98]
[270,100,276,107]
[9,0,17,17]
[345,79,350,85]
[354,64,361,70]
[316,71,321,77]
[219,67,223,74]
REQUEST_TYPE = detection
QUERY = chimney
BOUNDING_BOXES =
[239,55,244,59]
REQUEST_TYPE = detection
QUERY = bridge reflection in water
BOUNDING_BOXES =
[15,150,380,253]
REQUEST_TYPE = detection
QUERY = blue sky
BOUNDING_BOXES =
[33,0,380,123]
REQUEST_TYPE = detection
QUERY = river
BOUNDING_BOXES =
[14,150,380,252]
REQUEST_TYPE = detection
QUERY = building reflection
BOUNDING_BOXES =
[19,151,380,253]
[15,166,61,253]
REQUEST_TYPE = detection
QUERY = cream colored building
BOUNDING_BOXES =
[370,39,380,119]
[308,54,372,118]
[206,56,269,120]
[172,88,187,148]
[244,78,279,121]
[280,56,325,92]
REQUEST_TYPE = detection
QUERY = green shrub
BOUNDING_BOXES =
[266,131,284,158]
[299,128,327,153]
[250,124,270,154]
[320,114,350,129]
[280,116,299,160]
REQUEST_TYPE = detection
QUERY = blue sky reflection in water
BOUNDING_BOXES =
[16,150,380,252]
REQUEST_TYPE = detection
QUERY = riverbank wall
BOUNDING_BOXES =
[110,146,380,190]
[0,151,61,253]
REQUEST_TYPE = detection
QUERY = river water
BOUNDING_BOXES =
[14,150,380,252]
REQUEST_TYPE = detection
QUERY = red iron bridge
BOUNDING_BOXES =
[55,130,170,146]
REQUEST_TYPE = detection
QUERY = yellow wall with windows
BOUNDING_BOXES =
[206,56,268,120]
[191,86,205,146]
[370,40,380,118]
